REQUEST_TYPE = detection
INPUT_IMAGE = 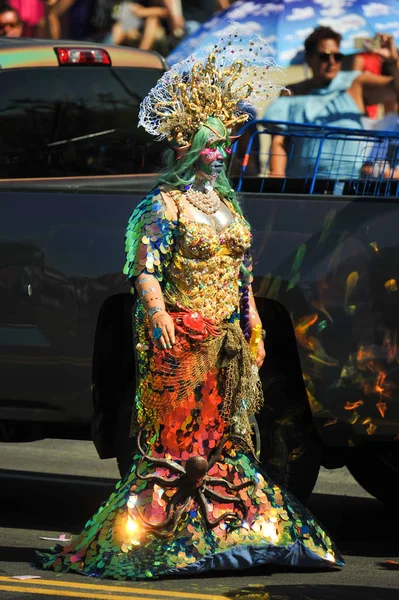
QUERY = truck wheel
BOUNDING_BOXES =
[255,295,322,505]
[285,431,322,504]
[347,443,399,505]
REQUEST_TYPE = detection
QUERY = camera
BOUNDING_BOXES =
[354,36,381,51]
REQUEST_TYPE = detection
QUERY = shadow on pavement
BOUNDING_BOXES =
[0,469,116,531]
[0,547,33,563]
[307,492,398,559]
[0,469,397,561]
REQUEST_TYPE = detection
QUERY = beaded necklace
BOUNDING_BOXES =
[185,186,221,215]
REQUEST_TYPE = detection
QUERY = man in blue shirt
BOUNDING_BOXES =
[264,26,398,180]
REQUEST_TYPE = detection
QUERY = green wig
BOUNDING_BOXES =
[156,117,243,216]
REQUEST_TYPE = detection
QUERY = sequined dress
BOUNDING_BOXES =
[37,188,344,579]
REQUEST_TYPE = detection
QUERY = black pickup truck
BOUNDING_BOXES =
[2,167,399,506]
[1,40,398,505]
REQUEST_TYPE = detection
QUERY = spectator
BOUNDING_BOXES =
[162,0,234,54]
[352,33,398,118]
[87,0,117,42]
[0,3,23,36]
[41,0,76,39]
[264,26,399,179]
[361,112,399,180]
[181,0,230,35]
[10,1,45,37]
[162,0,184,39]
[67,0,95,39]
[228,104,261,178]
[110,1,169,51]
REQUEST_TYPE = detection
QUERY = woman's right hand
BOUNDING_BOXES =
[150,310,175,349]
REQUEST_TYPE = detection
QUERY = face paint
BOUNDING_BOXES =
[196,141,232,180]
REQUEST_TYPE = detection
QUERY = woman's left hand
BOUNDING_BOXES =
[255,339,266,369]
[374,33,399,61]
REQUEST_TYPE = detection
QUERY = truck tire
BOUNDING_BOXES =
[347,443,399,505]
[285,431,322,504]
[257,379,322,504]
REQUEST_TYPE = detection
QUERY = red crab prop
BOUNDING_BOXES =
[171,304,221,341]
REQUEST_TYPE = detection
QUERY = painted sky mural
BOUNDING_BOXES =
[167,0,399,66]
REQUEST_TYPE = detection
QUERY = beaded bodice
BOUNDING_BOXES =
[164,191,251,323]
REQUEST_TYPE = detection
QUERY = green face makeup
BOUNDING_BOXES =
[196,140,232,179]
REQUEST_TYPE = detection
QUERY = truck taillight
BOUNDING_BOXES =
[55,48,111,66]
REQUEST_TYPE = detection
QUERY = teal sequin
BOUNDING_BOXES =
[123,189,177,283]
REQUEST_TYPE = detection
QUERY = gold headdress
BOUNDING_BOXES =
[138,29,284,147]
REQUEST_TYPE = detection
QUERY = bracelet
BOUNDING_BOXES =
[261,328,266,341]
[148,306,164,318]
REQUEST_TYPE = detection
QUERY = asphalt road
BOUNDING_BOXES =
[0,439,398,600]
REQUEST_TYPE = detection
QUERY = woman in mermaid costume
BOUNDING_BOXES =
[37,31,344,580]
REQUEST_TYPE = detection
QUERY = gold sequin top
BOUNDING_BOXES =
[123,188,252,324]
[164,191,251,323]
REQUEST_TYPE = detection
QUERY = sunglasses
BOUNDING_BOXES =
[317,51,344,63]
[0,21,20,29]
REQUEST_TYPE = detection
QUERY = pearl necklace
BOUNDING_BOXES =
[185,185,221,215]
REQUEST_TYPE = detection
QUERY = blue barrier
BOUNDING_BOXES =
[230,119,399,197]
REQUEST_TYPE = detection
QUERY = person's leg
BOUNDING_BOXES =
[138,15,160,51]
[43,0,60,39]
[43,0,75,39]
[111,21,127,45]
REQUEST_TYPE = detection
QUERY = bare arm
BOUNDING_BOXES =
[131,3,169,18]
[248,286,266,369]
[356,72,395,86]
[133,192,178,350]
[349,33,399,109]
[162,0,184,30]
[248,289,262,329]
[348,71,396,112]
[269,134,287,177]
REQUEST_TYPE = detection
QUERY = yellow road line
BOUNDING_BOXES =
[0,584,170,600]
[0,578,226,600]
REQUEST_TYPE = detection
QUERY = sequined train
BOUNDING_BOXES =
[37,189,344,579]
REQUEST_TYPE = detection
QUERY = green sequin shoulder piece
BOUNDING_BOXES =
[123,188,177,284]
